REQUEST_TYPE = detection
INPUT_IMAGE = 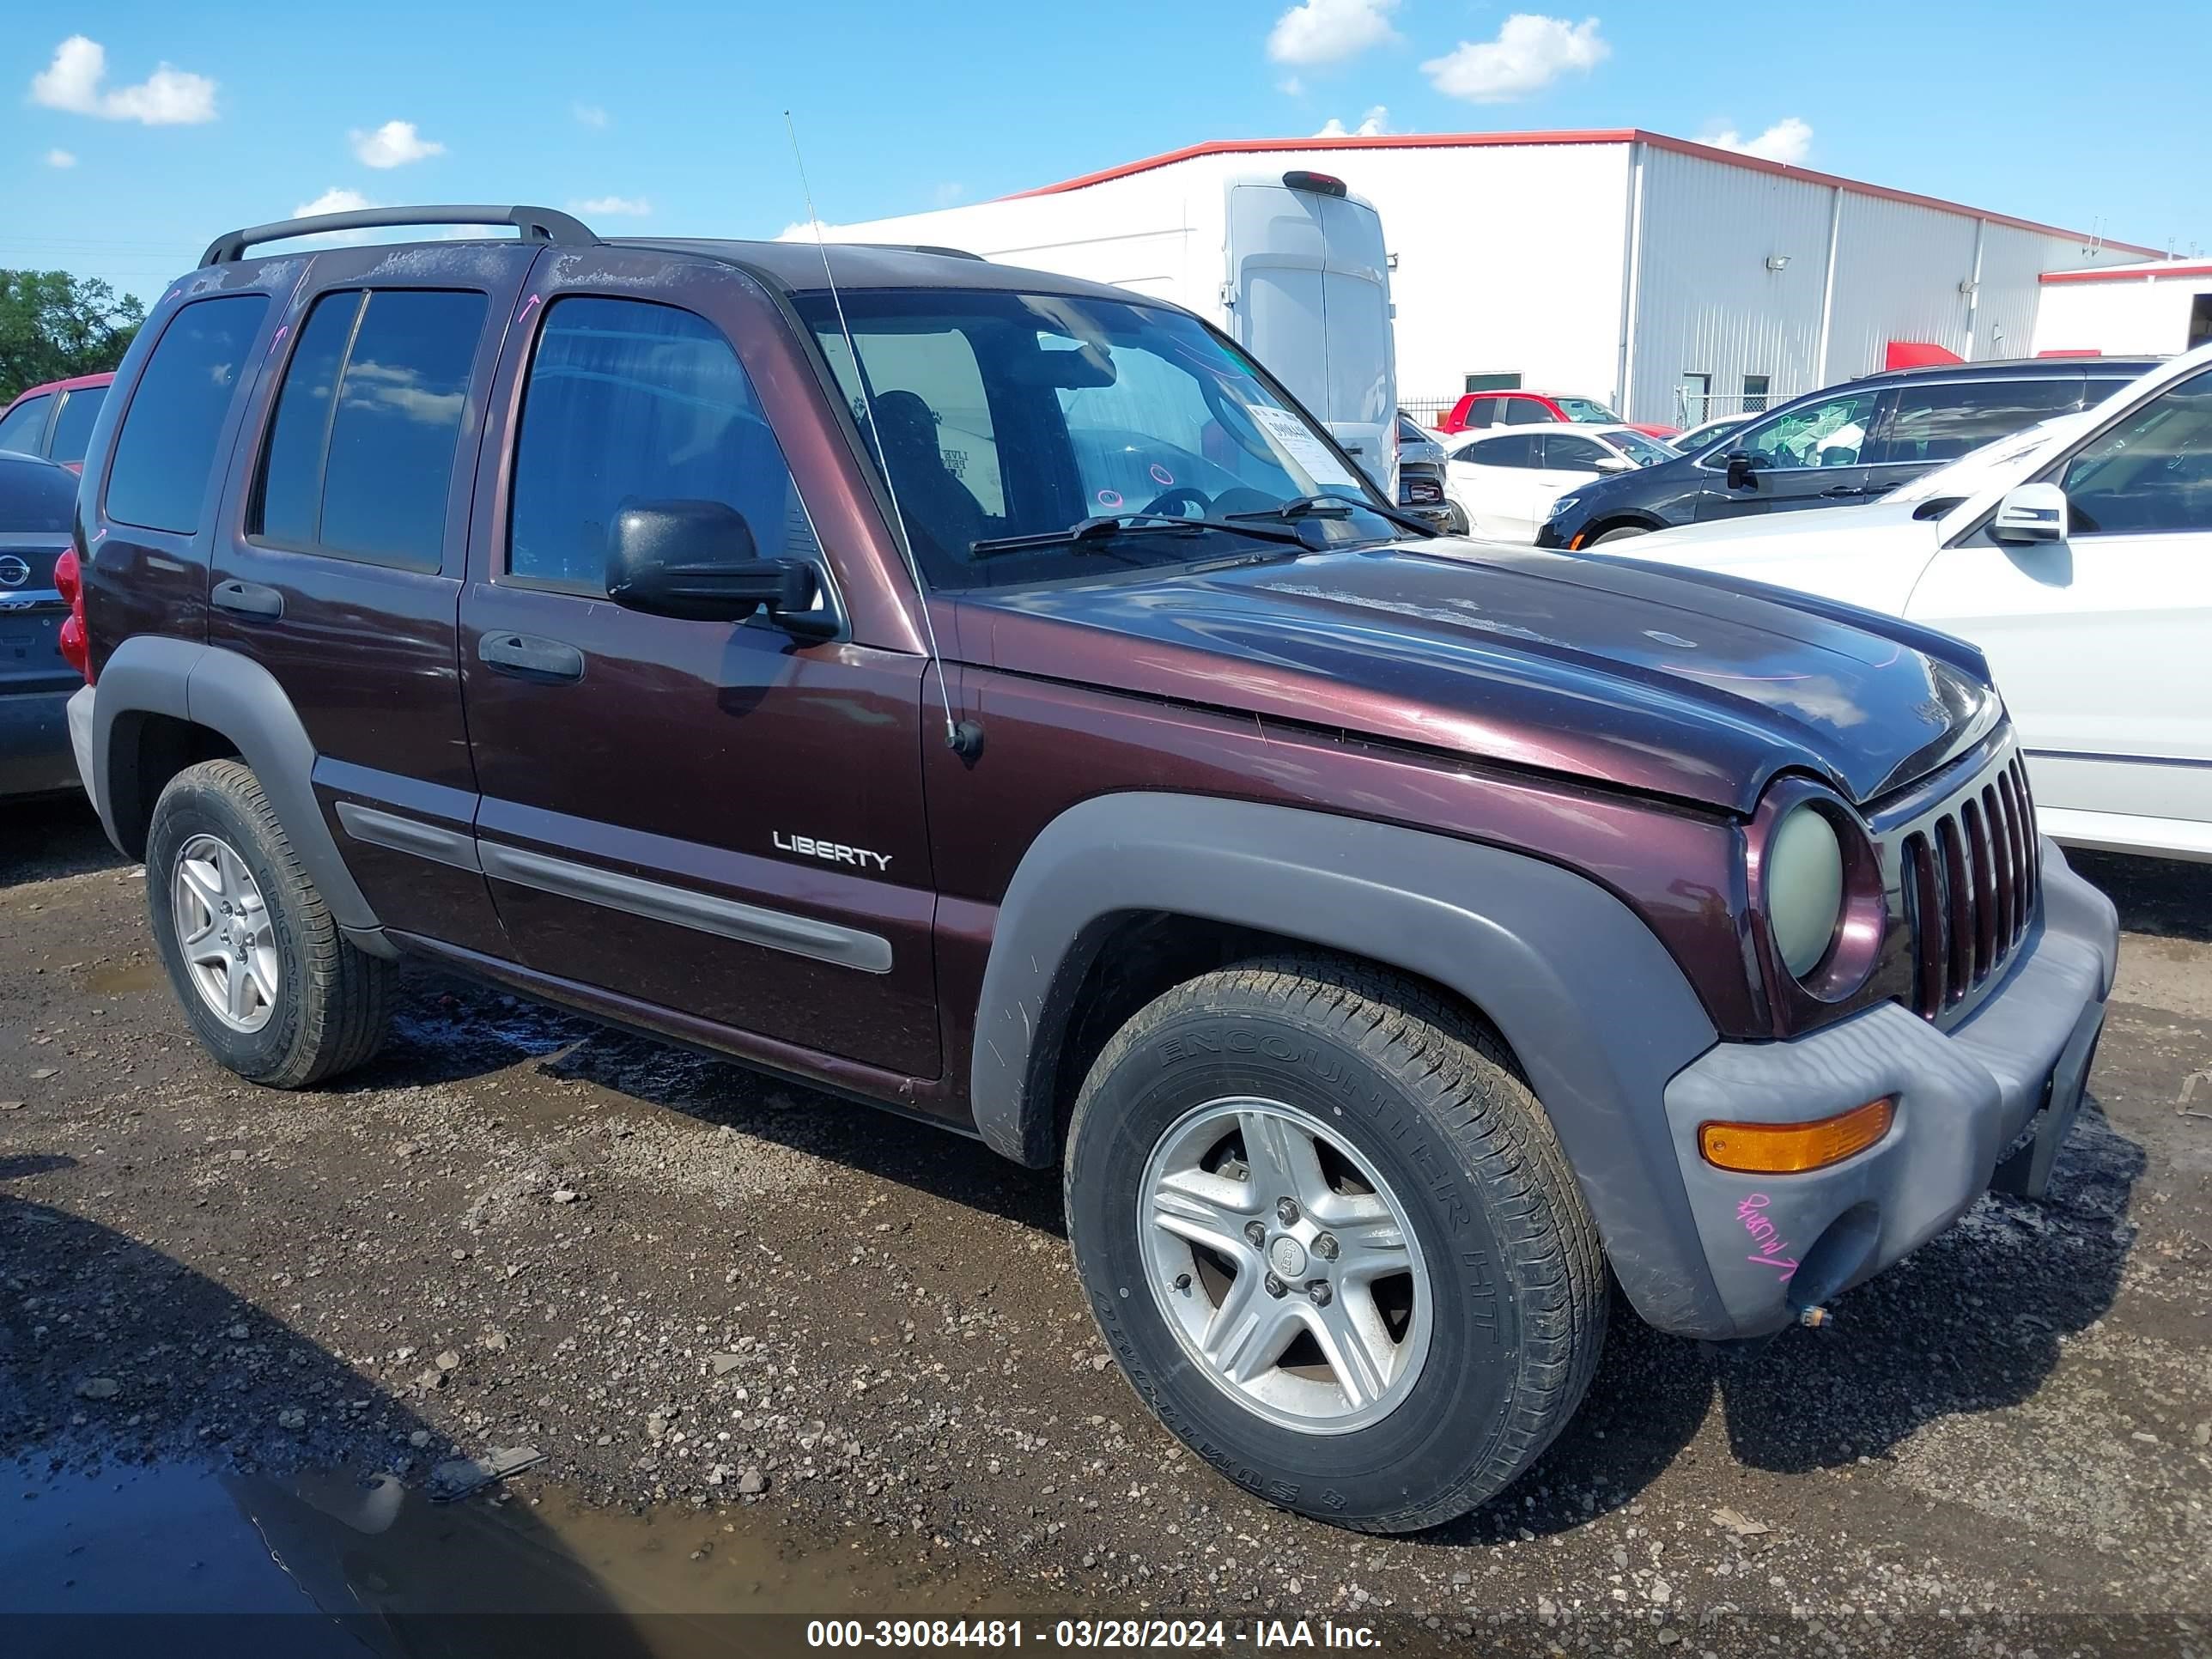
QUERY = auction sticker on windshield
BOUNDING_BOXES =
[1247,405,1360,489]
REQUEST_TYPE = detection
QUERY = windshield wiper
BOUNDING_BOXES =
[1224,495,1443,539]
[969,513,1308,561]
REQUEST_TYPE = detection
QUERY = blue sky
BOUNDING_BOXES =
[8,1,2205,306]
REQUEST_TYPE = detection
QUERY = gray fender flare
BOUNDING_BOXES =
[970,792,1731,1335]
[88,635,393,957]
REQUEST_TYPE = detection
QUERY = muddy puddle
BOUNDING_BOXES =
[3,1456,1024,1656]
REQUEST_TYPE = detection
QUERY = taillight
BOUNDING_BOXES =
[54,546,92,684]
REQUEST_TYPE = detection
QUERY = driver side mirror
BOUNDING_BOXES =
[606,500,819,626]
[1595,456,1636,474]
[1990,481,2069,544]
[1723,451,1759,489]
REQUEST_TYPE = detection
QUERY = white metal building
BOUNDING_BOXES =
[2033,258,2212,357]
[820,131,2153,428]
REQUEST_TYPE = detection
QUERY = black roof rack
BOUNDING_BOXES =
[200,204,597,267]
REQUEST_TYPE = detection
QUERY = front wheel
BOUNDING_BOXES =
[1590,525,1650,545]
[1063,957,1606,1532]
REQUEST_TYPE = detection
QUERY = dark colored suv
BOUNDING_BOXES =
[1537,357,2161,550]
[65,204,2118,1534]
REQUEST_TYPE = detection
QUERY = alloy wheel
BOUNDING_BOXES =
[1138,1097,1432,1434]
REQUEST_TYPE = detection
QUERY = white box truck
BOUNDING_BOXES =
[792,163,1400,490]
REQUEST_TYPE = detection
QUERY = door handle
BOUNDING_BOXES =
[477,631,585,683]
[211,579,283,619]
[1820,484,1865,498]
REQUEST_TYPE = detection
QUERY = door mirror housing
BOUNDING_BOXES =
[1723,452,1759,489]
[1990,481,2069,544]
[606,500,817,623]
[1595,456,1637,474]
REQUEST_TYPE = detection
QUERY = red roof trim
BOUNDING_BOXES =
[1006,130,2161,258]
[2040,262,2212,285]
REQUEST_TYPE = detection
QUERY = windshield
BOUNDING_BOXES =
[1606,429,1678,466]
[1554,397,1620,423]
[795,289,1401,589]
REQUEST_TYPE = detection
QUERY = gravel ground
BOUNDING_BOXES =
[3,797,2208,1654]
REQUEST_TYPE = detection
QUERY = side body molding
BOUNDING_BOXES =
[970,792,1731,1334]
[86,635,394,957]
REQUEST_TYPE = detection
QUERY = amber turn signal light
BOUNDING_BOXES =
[1698,1097,1894,1174]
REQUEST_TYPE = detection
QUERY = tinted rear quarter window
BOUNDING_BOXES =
[0,395,53,454]
[106,295,269,534]
[0,456,78,533]
[46,386,106,465]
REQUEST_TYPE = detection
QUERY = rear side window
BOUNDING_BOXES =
[46,386,107,465]
[0,395,52,453]
[507,296,817,592]
[252,289,486,570]
[106,295,268,534]
[1871,378,2079,466]
[1499,398,1553,426]
[0,457,78,532]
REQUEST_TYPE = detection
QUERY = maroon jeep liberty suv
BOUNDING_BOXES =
[62,204,2118,1533]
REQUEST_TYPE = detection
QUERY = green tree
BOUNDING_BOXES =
[0,270,146,404]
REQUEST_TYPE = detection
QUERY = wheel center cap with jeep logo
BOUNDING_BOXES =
[1267,1234,1308,1279]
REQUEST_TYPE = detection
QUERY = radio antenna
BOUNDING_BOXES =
[785,111,978,759]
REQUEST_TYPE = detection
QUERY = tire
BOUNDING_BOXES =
[1590,526,1650,545]
[144,759,392,1089]
[1063,955,1606,1533]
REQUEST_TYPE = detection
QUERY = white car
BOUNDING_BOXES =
[1610,344,2212,862]
[1444,423,1678,543]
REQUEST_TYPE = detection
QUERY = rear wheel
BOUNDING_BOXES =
[145,760,392,1088]
[1063,956,1606,1533]
[1590,525,1650,545]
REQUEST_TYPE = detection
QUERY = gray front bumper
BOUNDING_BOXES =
[1661,839,2118,1339]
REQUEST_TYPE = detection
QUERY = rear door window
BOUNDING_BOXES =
[0,395,53,454]
[252,289,486,570]
[506,295,817,592]
[1871,378,2081,466]
[1500,397,1553,425]
[46,385,107,465]
[106,295,269,534]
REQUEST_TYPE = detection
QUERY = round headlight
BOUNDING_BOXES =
[1765,804,1845,979]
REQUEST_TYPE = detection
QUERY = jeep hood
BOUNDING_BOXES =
[955,540,2002,814]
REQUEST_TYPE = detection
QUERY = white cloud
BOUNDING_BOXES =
[930,181,966,208]
[31,35,216,125]
[1314,105,1391,137]
[295,187,376,217]
[46,148,77,168]
[1698,117,1813,165]
[777,219,832,242]
[1422,14,1607,103]
[571,195,651,216]
[349,119,444,169]
[572,102,609,129]
[1278,75,1306,96]
[1267,0,1401,67]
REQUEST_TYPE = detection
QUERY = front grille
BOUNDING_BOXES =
[1894,751,2041,1022]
